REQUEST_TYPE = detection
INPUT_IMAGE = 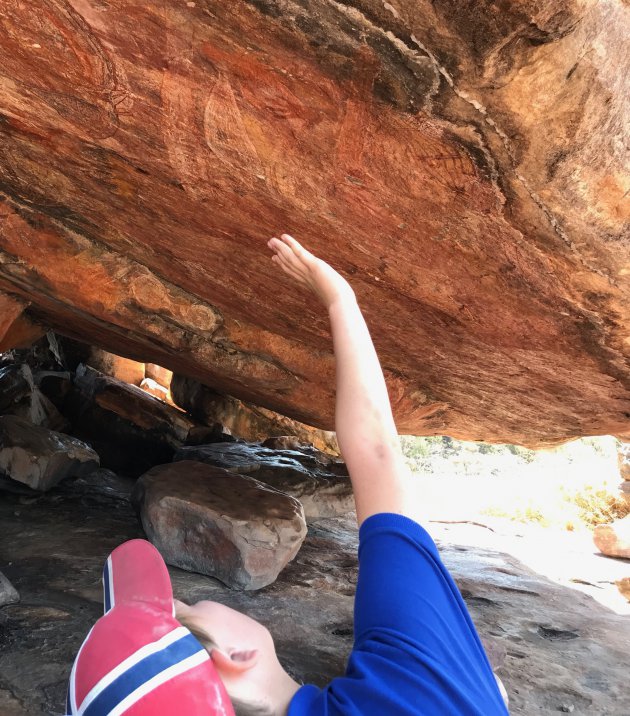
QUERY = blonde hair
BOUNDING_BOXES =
[176,611,273,716]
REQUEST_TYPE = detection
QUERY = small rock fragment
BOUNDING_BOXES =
[0,571,19,607]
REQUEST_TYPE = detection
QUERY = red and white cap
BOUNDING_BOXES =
[66,539,235,716]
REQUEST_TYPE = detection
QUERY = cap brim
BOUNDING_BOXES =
[103,539,174,616]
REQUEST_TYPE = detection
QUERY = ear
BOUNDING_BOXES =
[211,647,259,674]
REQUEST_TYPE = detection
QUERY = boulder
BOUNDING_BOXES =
[593,515,630,560]
[171,375,339,455]
[0,570,19,607]
[73,365,194,446]
[616,578,630,603]
[132,461,307,590]
[65,365,197,475]
[139,377,170,403]
[175,442,353,521]
[0,416,99,491]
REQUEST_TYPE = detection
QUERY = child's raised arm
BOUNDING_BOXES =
[268,234,418,525]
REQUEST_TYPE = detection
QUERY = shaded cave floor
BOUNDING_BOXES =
[1,473,629,715]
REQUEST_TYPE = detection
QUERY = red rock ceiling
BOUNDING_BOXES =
[0,1,628,447]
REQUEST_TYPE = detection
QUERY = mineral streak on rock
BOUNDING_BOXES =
[0,1,628,447]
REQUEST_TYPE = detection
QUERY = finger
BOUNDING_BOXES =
[272,237,300,263]
[271,252,298,274]
[276,256,307,283]
[273,255,307,283]
[280,234,304,253]
[280,233,313,264]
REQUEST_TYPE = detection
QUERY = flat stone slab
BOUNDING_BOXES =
[132,460,307,590]
[0,415,99,491]
[175,441,353,520]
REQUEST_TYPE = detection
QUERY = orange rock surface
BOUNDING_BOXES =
[0,1,628,446]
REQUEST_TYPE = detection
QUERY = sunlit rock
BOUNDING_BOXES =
[84,348,145,387]
[593,515,630,560]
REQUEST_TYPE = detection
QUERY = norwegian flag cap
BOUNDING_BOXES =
[66,539,235,716]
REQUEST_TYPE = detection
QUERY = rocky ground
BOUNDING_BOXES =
[1,471,629,715]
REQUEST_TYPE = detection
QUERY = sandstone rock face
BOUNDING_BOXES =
[132,461,307,590]
[175,442,353,521]
[0,416,99,491]
[0,3,629,447]
[171,375,339,454]
[144,364,173,390]
[593,515,630,560]
[0,292,44,352]
[85,348,145,387]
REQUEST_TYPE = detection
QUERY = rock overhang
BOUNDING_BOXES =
[0,0,628,448]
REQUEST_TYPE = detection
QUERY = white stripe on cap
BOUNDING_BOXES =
[106,555,115,613]
[69,625,95,715]
[107,649,209,716]
[77,627,189,715]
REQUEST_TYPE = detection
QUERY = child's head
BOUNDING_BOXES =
[175,599,299,716]
[66,540,236,716]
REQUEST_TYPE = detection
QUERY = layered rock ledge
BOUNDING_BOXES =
[0,1,628,446]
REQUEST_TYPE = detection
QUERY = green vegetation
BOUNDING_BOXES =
[399,434,629,530]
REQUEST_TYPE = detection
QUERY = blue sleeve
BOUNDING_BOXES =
[355,513,483,643]
[289,513,509,715]
[353,513,507,709]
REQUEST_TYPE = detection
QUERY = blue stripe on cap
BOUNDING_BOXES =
[83,633,204,716]
[66,684,72,715]
[103,559,111,614]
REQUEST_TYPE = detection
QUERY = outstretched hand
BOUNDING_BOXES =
[267,234,355,310]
